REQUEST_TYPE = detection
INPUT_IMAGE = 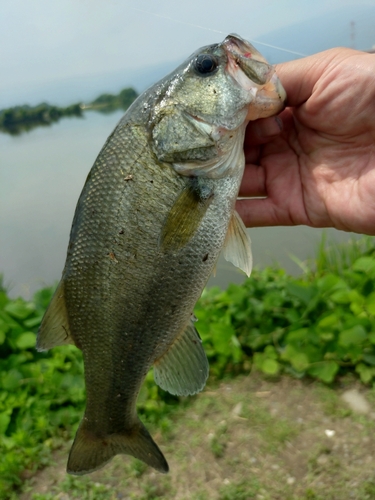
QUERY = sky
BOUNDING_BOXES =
[1,0,375,107]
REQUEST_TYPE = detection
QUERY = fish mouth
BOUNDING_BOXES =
[222,34,286,119]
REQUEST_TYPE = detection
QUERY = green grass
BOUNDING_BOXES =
[219,478,260,500]
[30,476,116,500]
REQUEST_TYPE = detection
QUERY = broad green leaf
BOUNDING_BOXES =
[319,331,334,342]
[339,325,367,346]
[210,323,236,355]
[308,361,339,383]
[230,336,243,363]
[285,309,300,324]
[263,291,284,308]
[33,285,56,309]
[366,293,375,315]
[318,313,340,329]
[316,274,347,293]
[286,328,309,343]
[0,411,11,435]
[349,290,364,305]
[286,282,317,305]
[355,363,374,384]
[281,344,297,362]
[353,257,375,276]
[290,352,309,372]
[0,316,10,334]
[253,352,265,371]
[23,315,44,328]
[264,345,278,359]
[362,353,375,366]
[350,303,365,317]
[330,289,358,304]
[0,329,5,345]
[4,299,35,319]
[15,332,36,350]
[303,345,323,364]
[261,358,280,375]
[285,365,306,379]
[0,291,9,309]
[246,330,273,350]
[2,369,23,391]
[1,435,16,450]
[0,310,20,329]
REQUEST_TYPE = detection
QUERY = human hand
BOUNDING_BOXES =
[236,48,375,235]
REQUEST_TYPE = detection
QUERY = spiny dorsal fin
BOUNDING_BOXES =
[153,320,209,396]
[36,280,75,351]
[160,180,213,253]
[223,210,253,277]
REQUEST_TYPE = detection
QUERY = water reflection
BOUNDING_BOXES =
[0,87,137,135]
[0,112,360,299]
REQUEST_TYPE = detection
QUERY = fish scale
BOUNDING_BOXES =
[65,121,228,437]
[37,34,286,475]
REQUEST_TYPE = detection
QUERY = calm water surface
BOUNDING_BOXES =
[0,112,360,298]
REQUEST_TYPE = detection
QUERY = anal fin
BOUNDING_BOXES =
[223,210,253,277]
[153,320,209,396]
[36,280,75,351]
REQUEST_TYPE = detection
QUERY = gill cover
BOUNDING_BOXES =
[151,34,285,179]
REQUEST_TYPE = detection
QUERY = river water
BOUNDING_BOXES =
[0,110,360,299]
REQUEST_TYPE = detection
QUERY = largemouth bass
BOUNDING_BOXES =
[37,34,286,475]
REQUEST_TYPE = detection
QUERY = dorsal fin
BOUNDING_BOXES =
[36,280,75,351]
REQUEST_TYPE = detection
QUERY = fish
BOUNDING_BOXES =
[37,34,286,475]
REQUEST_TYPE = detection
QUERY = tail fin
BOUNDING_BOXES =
[67,419,169,475]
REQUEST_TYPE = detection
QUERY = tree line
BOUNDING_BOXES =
[0,87,138,135]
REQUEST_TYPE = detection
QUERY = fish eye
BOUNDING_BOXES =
[194,54,218,75]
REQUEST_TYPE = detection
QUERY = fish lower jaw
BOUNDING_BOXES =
[246,98,284,120]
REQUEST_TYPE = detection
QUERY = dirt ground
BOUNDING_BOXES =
[20,373,375,500]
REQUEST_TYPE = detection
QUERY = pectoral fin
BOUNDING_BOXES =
[223,211,253,277]
[36,280,75,351]
[153,320,209,396]
[160,180,213,252]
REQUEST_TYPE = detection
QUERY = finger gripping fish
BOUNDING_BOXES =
[37,34,286,475]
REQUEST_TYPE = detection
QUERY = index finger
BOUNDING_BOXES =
[275,48,360,107]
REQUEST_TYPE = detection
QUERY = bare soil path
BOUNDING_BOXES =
[20,373,375,500]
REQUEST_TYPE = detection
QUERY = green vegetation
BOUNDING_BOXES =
[0,87,138,135]
[87,87,138,113]
[1,236,375,498]
[196,236,375,385]
[219,479,261,500]
[0,103,83,135]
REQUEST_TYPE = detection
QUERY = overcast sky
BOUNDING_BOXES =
[2,0,374,106]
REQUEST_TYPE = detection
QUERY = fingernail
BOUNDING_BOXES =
[275,116,283,131]
[261,116,283,137]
